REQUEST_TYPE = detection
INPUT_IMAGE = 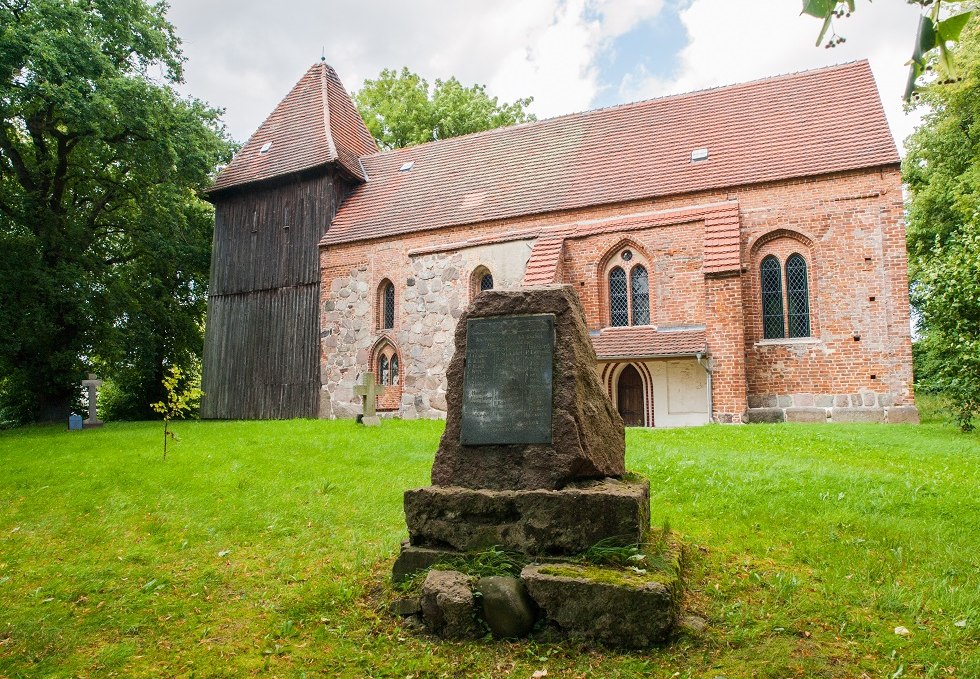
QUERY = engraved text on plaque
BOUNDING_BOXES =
[460,314,554,445]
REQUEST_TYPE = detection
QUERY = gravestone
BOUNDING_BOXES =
[353,372,382,427]
[393,285,681,647]
[81,374,103,428]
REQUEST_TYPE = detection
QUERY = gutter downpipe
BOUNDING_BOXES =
[696,350,713,423]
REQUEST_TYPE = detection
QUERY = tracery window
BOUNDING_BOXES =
[785,254,811,338]
[377,345,399,386]
[759,252,812,339]
[760,255,785,339]
[606,247,652,328]
[379,280,395,330]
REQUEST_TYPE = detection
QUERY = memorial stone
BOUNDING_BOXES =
[394,286,682,647]
[81,374,103,428]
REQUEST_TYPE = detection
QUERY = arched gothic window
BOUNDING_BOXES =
[630,265,650,326]
[380,280,395,330]
[377,345,399,386]
[609,267,629,327]
[480,272,494,291]
[785,254,811,338]
[760,255,784,339]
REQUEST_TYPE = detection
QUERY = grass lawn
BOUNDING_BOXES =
[0,413,978,677]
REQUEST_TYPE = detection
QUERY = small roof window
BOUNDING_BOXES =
[691,148,708,162]
[259,142,273,154]
[399,161,414,172]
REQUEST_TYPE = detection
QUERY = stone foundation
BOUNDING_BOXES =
[745,392,919,424]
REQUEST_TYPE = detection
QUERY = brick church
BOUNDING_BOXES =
[201,59,918,427]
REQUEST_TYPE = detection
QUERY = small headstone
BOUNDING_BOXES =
[80,373,103,428]
[353,372,382,426]
[68,414,83,431]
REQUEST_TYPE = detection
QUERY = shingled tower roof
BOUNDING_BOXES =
[211,62,377,193]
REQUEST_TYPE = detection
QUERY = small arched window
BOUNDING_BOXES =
[381,281,395,330]
[377,345,399,386]
[609,267,629,327]
[630,265,650,326]
[480,272,494,291]
[760,255,784,339]
[785,254,811,338]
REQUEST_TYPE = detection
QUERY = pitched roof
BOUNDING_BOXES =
[323,60,896,246]
[591,327,707,360]
[522,233,569,286]
[211,62,377,193]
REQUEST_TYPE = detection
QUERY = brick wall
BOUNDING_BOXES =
[319,166,915,424]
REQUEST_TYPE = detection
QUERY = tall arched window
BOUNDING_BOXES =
[630,265,650,326]
[609,267,628,327]
[380,280,395,330]
[760,255,784,339]
[785,254,811,338]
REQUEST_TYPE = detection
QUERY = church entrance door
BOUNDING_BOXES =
[617,364,645,427]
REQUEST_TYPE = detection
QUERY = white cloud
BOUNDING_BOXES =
[166,0,666,141]
[166,0,921,152]
[617,0,924,151]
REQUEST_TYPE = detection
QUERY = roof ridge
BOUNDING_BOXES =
[362,60,872,160]
[318,62,340,164]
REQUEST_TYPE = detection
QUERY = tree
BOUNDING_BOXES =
[0,0,233,423]
[354,67,536,150]
[903,14,980,429]
[801,0,973,99]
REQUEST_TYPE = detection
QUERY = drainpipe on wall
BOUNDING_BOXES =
[696,351,713,423]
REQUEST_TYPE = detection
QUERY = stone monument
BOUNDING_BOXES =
[81,374,103,428]
[392,286,682,647]
[353,372,382,426]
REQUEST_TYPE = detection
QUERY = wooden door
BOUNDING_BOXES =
[617,364,645,427]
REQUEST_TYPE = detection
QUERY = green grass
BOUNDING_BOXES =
[0,418,978,677]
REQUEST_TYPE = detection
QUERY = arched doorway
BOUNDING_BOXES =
[617,364,645,427]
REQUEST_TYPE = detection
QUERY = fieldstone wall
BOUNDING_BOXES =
[319,240,533,420]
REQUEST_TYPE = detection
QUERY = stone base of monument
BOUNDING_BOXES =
[391,532,684,648]
[403,478,650,556]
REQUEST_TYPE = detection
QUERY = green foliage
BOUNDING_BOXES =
[354,67,536,150]
[801,1,973,99]
[904,15,980,430]
[0,0,234,423]
[150,365,202,459]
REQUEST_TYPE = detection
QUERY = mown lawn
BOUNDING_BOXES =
[0,415,977,678]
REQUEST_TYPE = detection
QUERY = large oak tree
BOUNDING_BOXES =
[0,0,233,422]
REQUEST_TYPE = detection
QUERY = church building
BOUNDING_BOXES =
[201,60,918,427]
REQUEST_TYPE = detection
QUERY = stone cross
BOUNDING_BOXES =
[353,372,382,426]
[81,373,103,428]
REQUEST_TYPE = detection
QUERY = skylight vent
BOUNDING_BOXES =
[691,148,708,162]
[399,161,414,172]
[259,142,273,154]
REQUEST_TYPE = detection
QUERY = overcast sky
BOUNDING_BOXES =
[165,0,926,152]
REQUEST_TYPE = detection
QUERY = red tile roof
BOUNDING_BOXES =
[522,233,570,286]
[323,61,896,246]
[211,63,377,192]
[591,327,707,359]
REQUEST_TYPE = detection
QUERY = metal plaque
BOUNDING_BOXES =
[461,314,554,445]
